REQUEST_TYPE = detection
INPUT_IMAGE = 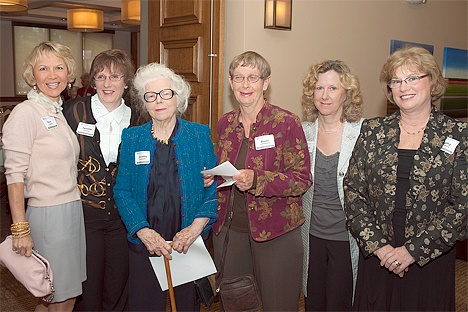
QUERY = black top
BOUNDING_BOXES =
[62,96,138,220]
[393,149,416,245]
[130,121,181,256]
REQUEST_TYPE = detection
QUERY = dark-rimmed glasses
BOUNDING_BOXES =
[387,74,429,89]
[144,89,176,102]
[231,75,262,84]
[94,74,124,82]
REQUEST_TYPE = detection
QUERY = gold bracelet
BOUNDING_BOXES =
[11,228,31,238]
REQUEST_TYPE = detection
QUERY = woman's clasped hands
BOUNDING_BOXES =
[374,244,415,277]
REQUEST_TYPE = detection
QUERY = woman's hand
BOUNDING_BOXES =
[172,217,209,254]
[380,245,415,277]
[203,173,215,188]
[136,228,173,260]
[233,169,254,192]
[12,235,34,257]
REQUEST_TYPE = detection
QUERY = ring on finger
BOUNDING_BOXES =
[393,260,401,267]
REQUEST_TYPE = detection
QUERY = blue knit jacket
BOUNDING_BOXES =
[114,117,218,245]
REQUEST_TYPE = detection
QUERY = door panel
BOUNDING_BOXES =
[148,0,224,144]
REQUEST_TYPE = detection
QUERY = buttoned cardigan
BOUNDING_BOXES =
[114,117,218,244]
[212,100,312,242]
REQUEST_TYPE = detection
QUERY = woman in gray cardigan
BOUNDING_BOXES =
[301,60,364,311]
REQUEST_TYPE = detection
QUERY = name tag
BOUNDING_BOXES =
[135,151,150,165]
[41,116,57,130]
[76,122,96,137]
[441,137,459,155]
[254,134,275,150]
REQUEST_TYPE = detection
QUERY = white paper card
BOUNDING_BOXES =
[201,161,240,188]
[149,236,217,291]
[41,116,57,130]
[135,151,150,165]
[76,122,96,137]
[255,134,275,150]
[441,137,459,155]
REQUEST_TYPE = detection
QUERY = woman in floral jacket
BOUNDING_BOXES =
[211,51,312,311]
[344,45,467,311]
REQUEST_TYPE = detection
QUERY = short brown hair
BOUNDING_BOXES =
[89,49,135,88]
[22,41,76,88]
[302,60,363,122]
[229,51,271,79]
[380,45,447,104]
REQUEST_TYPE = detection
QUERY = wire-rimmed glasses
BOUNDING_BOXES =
[387,74,429,89]
[94,74,124,82]
[231,75,262,84]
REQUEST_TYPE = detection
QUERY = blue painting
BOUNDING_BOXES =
[440,47,468,119]
[390,39,434,54]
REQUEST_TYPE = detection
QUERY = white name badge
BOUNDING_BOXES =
[255,134,275,150]
[135,151,151,165]
[76,122,96,137]
[441,137,459,155]
[41,116,58,130]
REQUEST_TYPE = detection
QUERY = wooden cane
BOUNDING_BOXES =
[164,247,177,312]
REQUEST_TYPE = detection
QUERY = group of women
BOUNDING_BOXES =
[2,40,466,312]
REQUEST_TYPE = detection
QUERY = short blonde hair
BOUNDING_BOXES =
[22,41,76,88]
[380,45,447,104]
[302,60,363,122]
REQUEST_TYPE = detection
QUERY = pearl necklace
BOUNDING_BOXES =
[151,123,170,144]
[399,120,426,135]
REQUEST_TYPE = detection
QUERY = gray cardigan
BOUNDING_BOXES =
[301,119,363,298]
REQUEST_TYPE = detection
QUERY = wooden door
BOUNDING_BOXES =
[147,0,224,144]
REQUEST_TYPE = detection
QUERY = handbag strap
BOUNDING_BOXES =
[216,187,256,283]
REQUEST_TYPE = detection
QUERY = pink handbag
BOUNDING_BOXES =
[0,235,55,302]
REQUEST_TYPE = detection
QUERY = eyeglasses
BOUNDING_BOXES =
[94,74,124,82]
[144,89,176,102]
[387,74,429,89]
[231,75,262,84]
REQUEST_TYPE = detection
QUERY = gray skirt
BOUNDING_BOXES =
[26,200,86,302]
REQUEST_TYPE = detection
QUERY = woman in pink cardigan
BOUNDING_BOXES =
[2,41,86,311]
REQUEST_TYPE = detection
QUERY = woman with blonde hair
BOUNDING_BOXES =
[3,41,86,311]
[301,60,364,311]
[344,45,467,310]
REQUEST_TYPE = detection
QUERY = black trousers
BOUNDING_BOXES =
[128,248,198,311]
[305,234,353,311]
[74,216,129,311]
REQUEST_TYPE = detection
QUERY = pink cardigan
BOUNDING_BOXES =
[3,99,80,206]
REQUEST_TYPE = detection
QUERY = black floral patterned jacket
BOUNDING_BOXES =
[344,105,467,266]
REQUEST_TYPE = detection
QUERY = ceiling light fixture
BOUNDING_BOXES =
[67,8,104,32]
[121,0,140,25]
[0,0,27,12]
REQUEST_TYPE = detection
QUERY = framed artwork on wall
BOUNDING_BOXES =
[390,39,434,54]
[440,47,468,120]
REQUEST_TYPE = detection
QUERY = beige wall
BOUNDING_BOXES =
[223,0,468,119]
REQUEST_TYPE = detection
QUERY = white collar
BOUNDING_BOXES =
[91,95,126,123]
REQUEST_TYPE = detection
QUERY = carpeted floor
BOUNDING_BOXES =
[1,195,467,311]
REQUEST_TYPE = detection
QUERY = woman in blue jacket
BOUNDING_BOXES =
[114,62,217,311]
